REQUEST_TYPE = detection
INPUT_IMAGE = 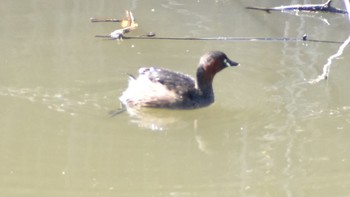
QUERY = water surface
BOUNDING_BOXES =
[1,0,350,196]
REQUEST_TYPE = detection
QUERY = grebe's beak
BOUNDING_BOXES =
[224,58,239,67]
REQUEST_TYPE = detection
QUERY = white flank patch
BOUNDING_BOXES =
[119,75,178,107]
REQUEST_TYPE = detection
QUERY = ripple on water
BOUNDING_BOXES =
[0,86,116,117]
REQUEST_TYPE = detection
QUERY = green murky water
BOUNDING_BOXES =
[1,0,350,196]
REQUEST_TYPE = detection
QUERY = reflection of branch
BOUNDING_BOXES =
[284,11,330,25]
[309,34,350,84]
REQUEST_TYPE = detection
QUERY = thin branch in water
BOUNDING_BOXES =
[309,0,350,84]
[95,34,343,44]
[246,0,348,14]
[345,0,350,21]
[309,35,350,84]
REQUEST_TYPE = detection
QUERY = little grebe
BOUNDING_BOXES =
[119,51,239,109]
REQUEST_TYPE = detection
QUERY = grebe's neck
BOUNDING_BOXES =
[196,66,214,99]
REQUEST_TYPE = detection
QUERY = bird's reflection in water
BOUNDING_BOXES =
[124,107,185,131]
[122,106,243,155]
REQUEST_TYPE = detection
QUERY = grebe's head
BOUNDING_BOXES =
[197,51,239,83]
[199,51,238,74]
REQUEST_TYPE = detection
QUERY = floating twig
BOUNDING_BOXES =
[109,108,127,117]
[90,10,138,24]
[91,10,138,39]
[246,0,348,14]
[90,18,122,22]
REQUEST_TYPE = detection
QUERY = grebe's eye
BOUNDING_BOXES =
[223,58,231,67]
